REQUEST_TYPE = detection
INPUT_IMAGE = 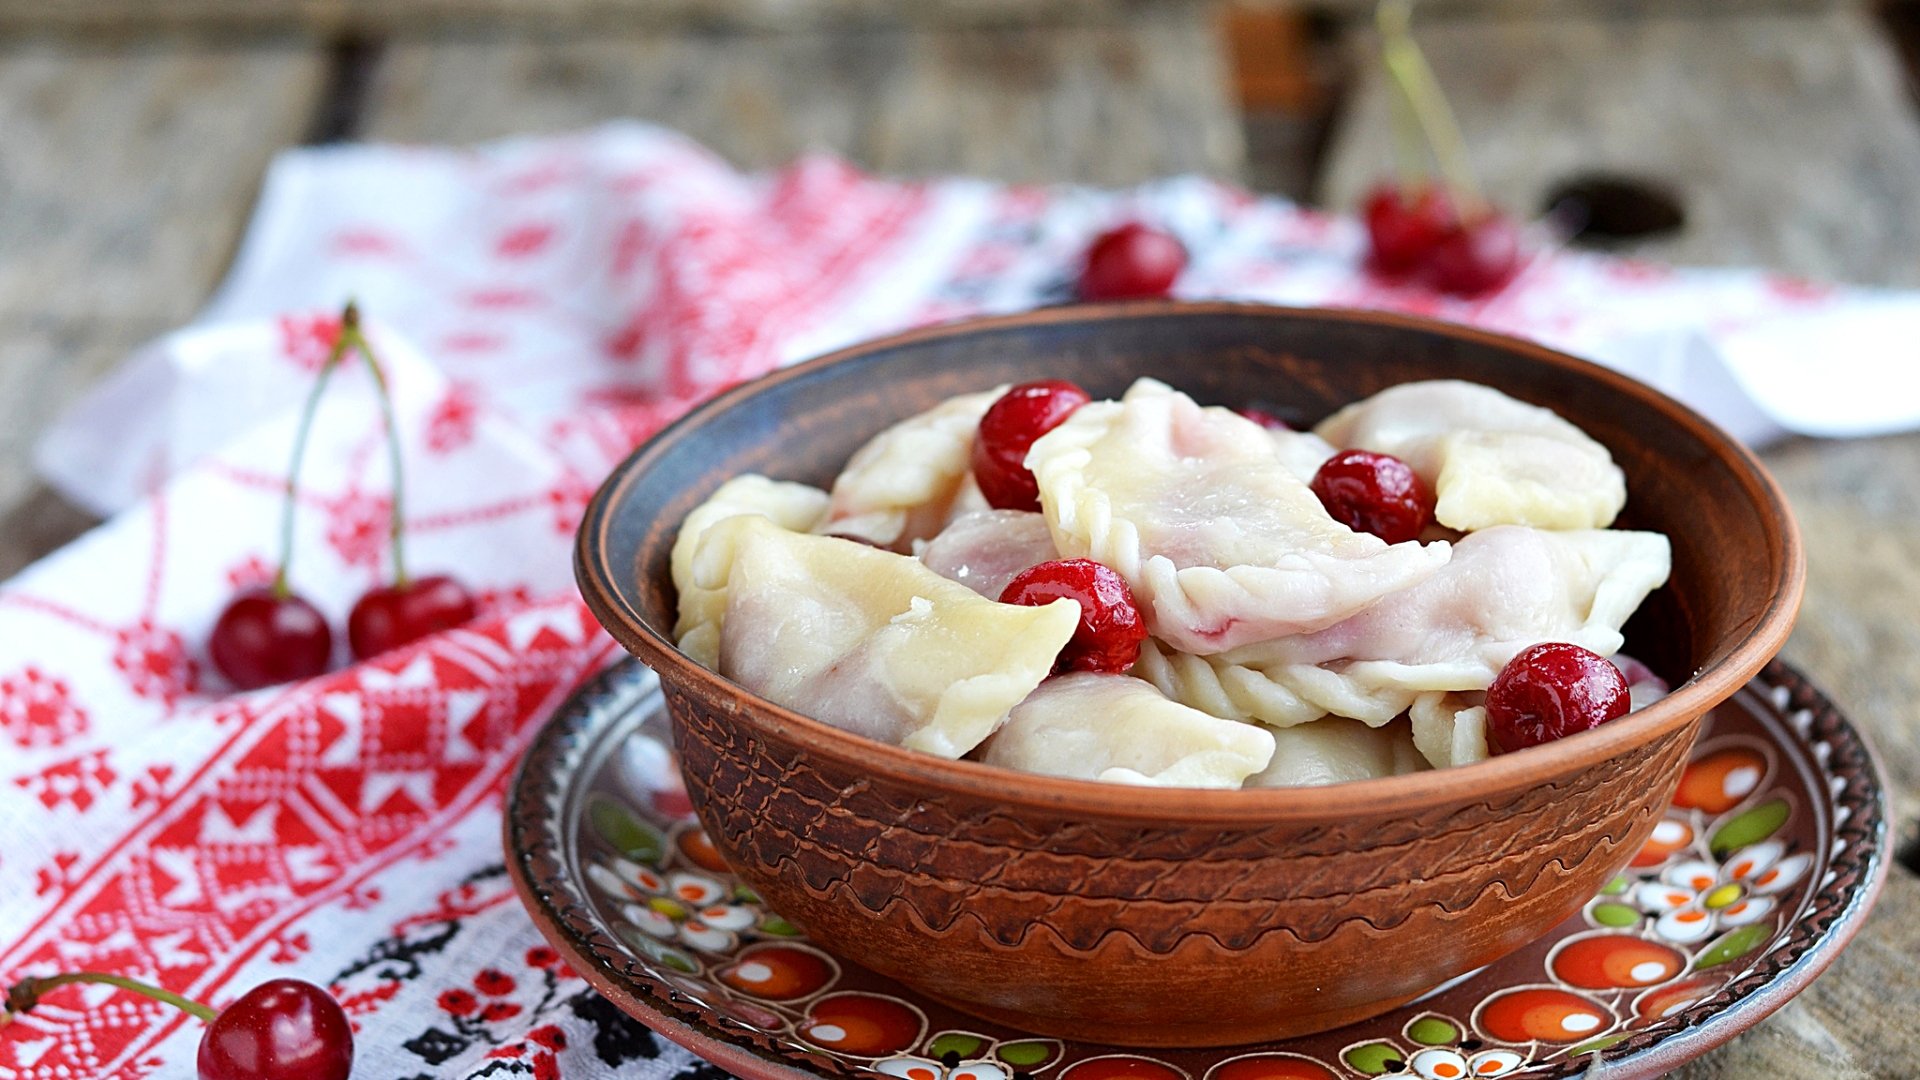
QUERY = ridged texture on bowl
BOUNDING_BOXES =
[670,679,1691,1044]
[577,304,1803,1047]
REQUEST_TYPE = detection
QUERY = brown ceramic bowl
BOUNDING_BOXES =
[573,303,1803,1048]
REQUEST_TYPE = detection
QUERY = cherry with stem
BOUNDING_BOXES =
[207,311,356,689]
[4,970,353,1080]
[1363,0,1523,296]
[336,315,477,660]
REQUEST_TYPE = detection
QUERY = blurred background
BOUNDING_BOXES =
[6,0,1919,578]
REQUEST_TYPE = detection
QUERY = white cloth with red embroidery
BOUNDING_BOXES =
[4,122,1917,1080]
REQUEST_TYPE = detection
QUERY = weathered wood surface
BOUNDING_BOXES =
[1319,8,1920,287]
[0,38,327,578]
[362,19,1246,185]
[0,0,1881,35]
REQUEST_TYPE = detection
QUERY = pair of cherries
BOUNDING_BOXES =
[1359,1,1525,297]
[1363,183,1523,297]
[974,379,1629,748]
[208,304,476,691]
[4,972,351,1080]
[211,576,477,689]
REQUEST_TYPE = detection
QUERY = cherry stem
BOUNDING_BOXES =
[273,307,357,600]
[1376,0,1483,211]
[4,971,218,1026]
[338,315,409,588]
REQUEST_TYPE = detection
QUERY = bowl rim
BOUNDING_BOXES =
[575,300,1806,824]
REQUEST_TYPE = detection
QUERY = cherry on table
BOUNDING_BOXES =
[1363,182,1458,275]
[1309,449,1435,544]
[1000,558,1147,674]
[1077,222,1186,301]
[3,971,352,1080]
[198,979,354,1080]
[209,588,333,690]
[971,380,1092,512]
[1426,212,1524,296]
[1486,642,1631,752]
[347,574,478,660]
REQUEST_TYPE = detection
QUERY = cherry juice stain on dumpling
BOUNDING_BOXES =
[1026,379,1452,654]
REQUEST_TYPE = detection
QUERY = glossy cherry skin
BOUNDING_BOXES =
[1363,183,1458,275]
[1309,449,1435,544]
[971,380,1093,512]
[347,574,478,660]
[1486,642,1631,752]
[999,558,1147,674]
[197,979,353,1080]
[1077,223,1187,301]
[209,589,333,690]
[1426,212,1524,296]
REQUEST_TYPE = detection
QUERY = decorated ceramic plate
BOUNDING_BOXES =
[505,659,1888,1080]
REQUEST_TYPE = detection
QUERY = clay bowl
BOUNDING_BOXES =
[574,302,1803,1048]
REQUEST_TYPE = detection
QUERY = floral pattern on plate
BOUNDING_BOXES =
[507,661,1888,1080]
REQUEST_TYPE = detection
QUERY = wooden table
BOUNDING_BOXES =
[2,3,1916,1074]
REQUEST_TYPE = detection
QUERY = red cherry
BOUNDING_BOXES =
[198,978,353,1080]
[209,589,333,689]
[1486,642,1631,752]
[971,380,1092,512]
[1363,183,1458,275]
[347,574,477,659]
[999,558,1147,674]
[1309,449,1434,544]
[1078,223,1186,301]
[1426,212,1524,296]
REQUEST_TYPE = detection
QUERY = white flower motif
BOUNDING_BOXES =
[593,857,756,952]
[1407,1046,1523,1078]
[874,1056,1010,1080]
[1635,840,1812,944]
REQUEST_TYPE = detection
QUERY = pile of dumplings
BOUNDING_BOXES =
[670,378,1672,789]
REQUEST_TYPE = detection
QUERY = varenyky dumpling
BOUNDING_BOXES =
[1244,717,1427,787]
[1408,691,1490,769]
[1028,378,1452,654]
[817,387,1004,549]
[681,515,1079,758]
[978,673,1275,787]
[671,474,831,667]
[1315,380,1627,531]
[1135,525,1671,733]
[917,509,1060,600]
[1269,427,1338,485]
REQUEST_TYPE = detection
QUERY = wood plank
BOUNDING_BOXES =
[0,0,1882,35]
[0,38,326,573]
[361,20,1246,185]
[0,0,1211,35]
[1316,9,1920,286]
[1765,432,1920,815]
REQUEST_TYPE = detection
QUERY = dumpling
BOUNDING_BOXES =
[1314,380,1627,531]
[1244,717,1428,787]
[1408,691,1491,769]
[978,673,1275,787]
[681,515,1079,758]
[1135,526,1671,728]
[817,387,1003,549]
[1270,427,1338,485]
[917,509,1060,600]
[1027,378,1451,654]
[671,474,831,667]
